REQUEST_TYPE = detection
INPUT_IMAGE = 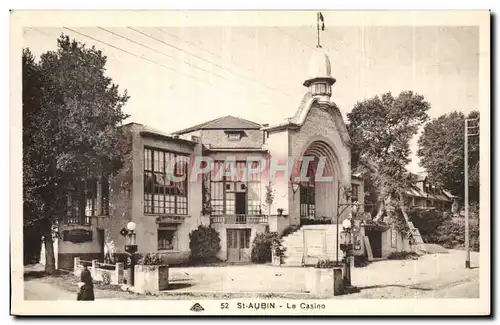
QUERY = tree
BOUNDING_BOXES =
[417,111,479,203]
[23,35,129,273]
[347,91,430,227]
[263,181,276,217]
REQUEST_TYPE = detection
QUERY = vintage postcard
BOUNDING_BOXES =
[10,10,491,316]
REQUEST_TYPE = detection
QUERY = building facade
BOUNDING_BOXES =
[50,47,417,269]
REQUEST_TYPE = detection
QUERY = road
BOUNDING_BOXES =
[24,281,77,300]
[24,249,480,300]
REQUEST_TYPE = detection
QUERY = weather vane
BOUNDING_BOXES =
[316,12,325,48]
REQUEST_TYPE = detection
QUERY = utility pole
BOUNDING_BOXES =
[464,118,479,269]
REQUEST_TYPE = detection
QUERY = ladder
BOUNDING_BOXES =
[400,205,424,244]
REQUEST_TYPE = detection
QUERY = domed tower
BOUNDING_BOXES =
[303,47,336,109]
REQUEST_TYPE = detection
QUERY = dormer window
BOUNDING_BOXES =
[226,130,243,141]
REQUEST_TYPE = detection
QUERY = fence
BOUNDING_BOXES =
[210,214,269,224]
[74,257,124,285]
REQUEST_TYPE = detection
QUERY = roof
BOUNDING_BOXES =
[405,185,452,202]
[406,186,426,198]
[203,147,268,153]
[352,172,363,179]
[123,122,197,146]
[172,115,262,135]
[443,189,460,199]
[263,93,350,149]
[410,172,427,182]
[304,47,336,87]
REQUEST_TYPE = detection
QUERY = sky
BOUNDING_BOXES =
[22,22,479,173]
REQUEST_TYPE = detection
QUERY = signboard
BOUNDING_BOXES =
[156,215,185,224]
[391,227,397,248]
[62,229,93,243]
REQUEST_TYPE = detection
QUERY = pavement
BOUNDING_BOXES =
[24,281,76,300]
[24,249,480,300]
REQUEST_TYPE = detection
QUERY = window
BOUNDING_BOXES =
[101,176,109,216]
[85,178,97,222]
[206,160,262,216]
[300,159,316,218]
[311,83,331,96]
[65,177,108,225]
[144,148,188,215]
[352,184,359,202]
[225,131,243,141]
[158,224,177,250]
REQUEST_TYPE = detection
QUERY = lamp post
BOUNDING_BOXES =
[340,204,358,288]
[122,221,137,286]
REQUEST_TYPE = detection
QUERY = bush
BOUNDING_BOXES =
[410,209,479,252]
[434,219,480,252]
[387,251,419,260]
[315,259,336,268]
[354,255,370,267]
[251,232,278,263]
[189,225,221,263]
[139,252,163,266]
[409,209,449,243]
[272,237,286,259]
[280,225,300,238]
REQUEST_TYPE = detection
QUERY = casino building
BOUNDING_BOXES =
[49,46,416,270]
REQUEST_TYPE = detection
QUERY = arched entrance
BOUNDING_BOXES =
[298,140,339,225]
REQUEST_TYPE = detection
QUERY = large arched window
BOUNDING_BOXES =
[300,158,318,218]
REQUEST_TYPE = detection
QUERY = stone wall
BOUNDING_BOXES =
[201,129,264,149]
[288,102,351,222]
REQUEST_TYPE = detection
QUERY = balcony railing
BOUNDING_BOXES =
[210,214,269,224]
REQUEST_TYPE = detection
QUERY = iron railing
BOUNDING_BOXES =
[210,214,269,224]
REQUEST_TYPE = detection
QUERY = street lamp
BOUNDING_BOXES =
[121,221,137,286]
[340,204,358,288]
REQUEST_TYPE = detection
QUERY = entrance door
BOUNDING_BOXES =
[235,192,246,215]
[303,229,326,265]
[366,230,382,258]
[227,229,251,263]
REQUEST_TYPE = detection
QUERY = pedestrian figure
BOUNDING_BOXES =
[77,266,95,301]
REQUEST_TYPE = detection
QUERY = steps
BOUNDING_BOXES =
[280,228,304,267]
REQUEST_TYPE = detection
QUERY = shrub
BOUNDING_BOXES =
[251,232,278,263]
[139,252,163,266]
[387,251,419,260]
[189,225,221,263]
[354,255,370,267]
[315,259,336,268]
[409,209,449,243]
[272,237,286,258]
[280,225,300,238]
[409,208,479,252]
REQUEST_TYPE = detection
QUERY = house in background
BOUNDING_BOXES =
[406,173,460,213]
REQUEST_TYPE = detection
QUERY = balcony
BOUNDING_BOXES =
[210,214,269,224]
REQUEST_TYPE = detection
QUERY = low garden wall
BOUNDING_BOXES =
[73,257,124,285]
